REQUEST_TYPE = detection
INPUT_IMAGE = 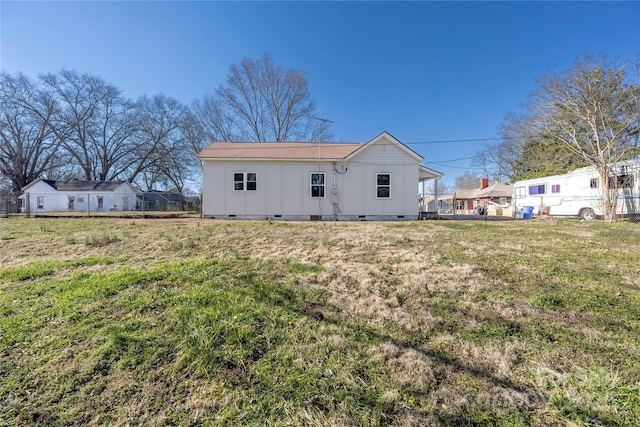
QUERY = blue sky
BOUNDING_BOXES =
[2,1,639,186]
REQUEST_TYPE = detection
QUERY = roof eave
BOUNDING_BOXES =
[198,157,350,162]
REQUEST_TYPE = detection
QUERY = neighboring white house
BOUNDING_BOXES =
[198,131,442,221]
[20,179,139,213]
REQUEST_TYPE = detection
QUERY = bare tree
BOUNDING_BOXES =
[0,72,64,195]
[421,180,455,196]
[196,53,333,142]
[40,69,138,181]
[455,170,482,190]
[190,95,236,145]
[529,53,640,221]
[130,94,199,192]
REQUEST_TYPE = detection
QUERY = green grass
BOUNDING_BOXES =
[1,217,639,426]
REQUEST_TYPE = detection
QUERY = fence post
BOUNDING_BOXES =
[25,192,31,218]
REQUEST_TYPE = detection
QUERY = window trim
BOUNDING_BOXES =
[310,172,326,198]
[376,173,391,199]
[233,172,257,192]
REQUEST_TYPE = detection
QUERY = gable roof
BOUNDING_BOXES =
[346,131,424,162]
[198,141,364,161]
[197,131,425,163]
[22,178,131,192]
[455,182,513,199]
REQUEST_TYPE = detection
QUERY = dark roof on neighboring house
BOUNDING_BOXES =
[41,179,128,192]
[143,191,184,203]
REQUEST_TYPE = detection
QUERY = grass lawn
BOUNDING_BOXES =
[1,217,639,426]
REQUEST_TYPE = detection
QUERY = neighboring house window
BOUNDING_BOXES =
[97,196,104,210]
[515,186,526,199]
[77,197,85,203]
[311,173,325,198]
[455,200,463,210]
[37,196,44,209]
[68,196,75,210]
[528,184,545,195]
[376,173,390,198]
[499,197,507,205]
[234,173,257,191]
[590,178,599,189]
[474,199,481,208]
[551,184,561,193]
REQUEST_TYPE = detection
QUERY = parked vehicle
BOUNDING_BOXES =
[511,161,640,220]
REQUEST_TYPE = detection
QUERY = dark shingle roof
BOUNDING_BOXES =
[42,179,127,192]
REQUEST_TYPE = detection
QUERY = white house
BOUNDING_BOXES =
[198,131,442,221]
[20,179,139,213]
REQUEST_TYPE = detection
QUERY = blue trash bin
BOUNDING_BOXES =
[522,206,534,219]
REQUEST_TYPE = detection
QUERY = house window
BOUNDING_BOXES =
[515,186,526,199]
[311,173,325,198]
[376,173,390,198]
[551,184,561,193]
[97,196,104,210]
[233,172,257,191]
[68,196,75,210]
[590,178,599,189]
[455,200,464,210]
[474,199,481,208]
[77,197,85,203]
[499,197,507,206]
[37,196,44,209]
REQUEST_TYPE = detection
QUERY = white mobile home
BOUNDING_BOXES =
[512,161,640,220]
[198,131,442,221]
[20,179,139,213]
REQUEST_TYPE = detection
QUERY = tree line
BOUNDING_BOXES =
[474,53,640,185]
[0,53,334,196]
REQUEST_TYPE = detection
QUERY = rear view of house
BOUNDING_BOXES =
[20,179,139,213]
[198,131,442,220]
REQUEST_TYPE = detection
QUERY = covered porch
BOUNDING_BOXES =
[418,165,444,218]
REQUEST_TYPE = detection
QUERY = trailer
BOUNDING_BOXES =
[511,161,640,220]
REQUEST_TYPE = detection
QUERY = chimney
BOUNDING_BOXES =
[480,178,489,189]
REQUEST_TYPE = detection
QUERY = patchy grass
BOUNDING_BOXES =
[0,217,639,426]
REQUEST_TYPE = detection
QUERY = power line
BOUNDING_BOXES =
[405,137,512,145]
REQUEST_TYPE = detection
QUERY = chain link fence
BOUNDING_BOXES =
[1,191,21,217]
